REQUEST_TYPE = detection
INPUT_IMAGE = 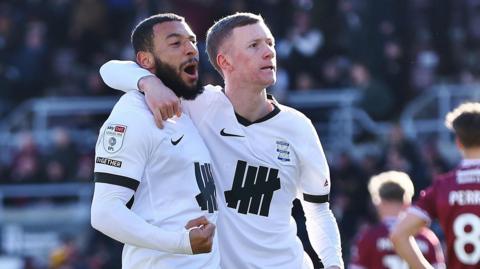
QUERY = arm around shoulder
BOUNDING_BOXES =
[99,60,152,92]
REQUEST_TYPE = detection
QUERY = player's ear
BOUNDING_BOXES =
[136,51,155,69]
[455,137,465,151]
[217,52,232,73]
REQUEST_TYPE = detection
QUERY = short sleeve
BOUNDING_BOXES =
[94,112,155,191]
[297,119,331,203]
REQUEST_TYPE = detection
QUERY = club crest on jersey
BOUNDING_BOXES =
[103,124,126,153]
[276,140,290,162]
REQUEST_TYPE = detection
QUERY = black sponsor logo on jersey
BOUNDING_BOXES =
[171,135,184,145]
[220,128,245,137]
[194,162,218,213]
[224,160,281,217]
[96,157,122,168]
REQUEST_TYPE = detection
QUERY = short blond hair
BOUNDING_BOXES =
[206,12,264,76]
[445,102,480,147]
[368,171,414,205]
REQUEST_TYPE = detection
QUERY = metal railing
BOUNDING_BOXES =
[286,89,390,150]
[0,183,94,221]
[400,84,480,142]
[0,96,119,154]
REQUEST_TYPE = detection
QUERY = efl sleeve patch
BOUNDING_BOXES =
[103,124,127,153]
[94,120,149,184]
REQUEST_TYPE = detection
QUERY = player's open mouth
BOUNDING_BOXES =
[260,65,275,71]
[182,61,198,79]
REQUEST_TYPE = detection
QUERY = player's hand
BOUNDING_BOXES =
[139,75,181,128]
[185,216,215,254]
[189,223,215,254]
[185,216,210,229]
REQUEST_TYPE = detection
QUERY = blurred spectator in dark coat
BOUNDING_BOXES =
[350,63,394,121]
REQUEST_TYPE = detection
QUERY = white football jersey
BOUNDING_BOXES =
[182,86,331,269]
[94,91,219,269]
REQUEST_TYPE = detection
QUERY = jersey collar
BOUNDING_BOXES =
[234,94,281,127]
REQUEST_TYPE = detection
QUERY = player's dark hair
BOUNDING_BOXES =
[445,102,480,147]
[378,182,405,203]
[131,13,184,54]
[206,12,263,76]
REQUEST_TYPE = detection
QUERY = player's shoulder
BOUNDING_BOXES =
[277,102,309,120]
[275,103,319,143]
[431,169,458,188]
[437,169,457,181]
[106,91,157,132]
[202,84,224,99]
[185,84,224,106]
[111,91,150,116]
[276,102,313,129]
[203,84,223,93]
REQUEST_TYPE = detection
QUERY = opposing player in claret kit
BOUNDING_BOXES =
[100,12,343,269]
[349,171,444,269]
[390,102,480,269]
[90,14,220,269]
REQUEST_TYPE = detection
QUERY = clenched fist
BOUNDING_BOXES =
[185,216,216,254]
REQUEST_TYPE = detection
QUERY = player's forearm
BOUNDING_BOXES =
[99,60,152,92]
[302,201,344,269]
[390,233,433,269]
[390,212,433,269]
[91,183,192,254]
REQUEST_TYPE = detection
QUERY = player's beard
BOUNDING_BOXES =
[153,57,204,100]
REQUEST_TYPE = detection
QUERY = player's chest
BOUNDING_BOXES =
[205,118,297,164]
[213,127,297,177]
[152,119,211,165]
[211,132,299,205]
[146,124,217,213]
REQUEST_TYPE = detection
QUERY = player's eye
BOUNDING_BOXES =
[170,41,181,47]
[249,42,258,48]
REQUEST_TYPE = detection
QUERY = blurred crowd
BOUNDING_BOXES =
[1,0,480,119]
[0,0,476,268]
[0,128,94,184]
